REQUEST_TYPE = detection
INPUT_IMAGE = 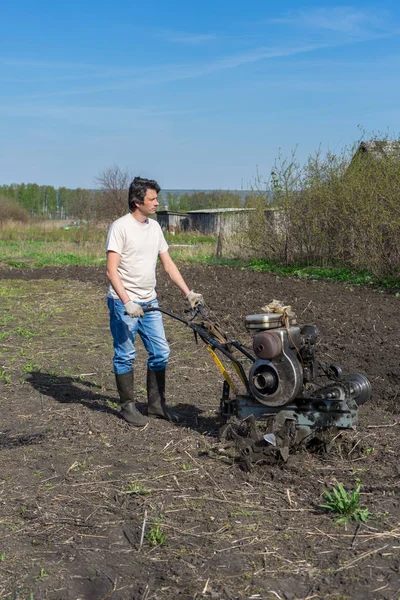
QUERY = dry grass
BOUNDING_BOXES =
[0,220,217,267]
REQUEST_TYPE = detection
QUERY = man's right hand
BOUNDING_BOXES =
[124,300,145,318]
[186,290,204,309]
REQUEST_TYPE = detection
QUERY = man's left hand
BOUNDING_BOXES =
[186,290,204,308]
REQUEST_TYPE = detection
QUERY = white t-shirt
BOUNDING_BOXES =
[106,213,169,302]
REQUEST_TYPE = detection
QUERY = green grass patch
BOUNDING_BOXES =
[165,231,216,245]
[176,255,399,291]
[0,239,106,267]
[0,221,398,290]
[0,222,106,267]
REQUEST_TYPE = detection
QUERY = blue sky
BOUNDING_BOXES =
[1,1,399,189]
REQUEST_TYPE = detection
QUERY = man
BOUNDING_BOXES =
[106,176,203,427]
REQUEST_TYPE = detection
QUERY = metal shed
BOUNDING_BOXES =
[156,210,190,234]
[157,208,255,235]
[187,208,255,235]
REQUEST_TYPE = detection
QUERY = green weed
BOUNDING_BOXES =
[106,399,119,410]
[16,328,36,337]
[0,370,12,384]
[319,483,370,524]
[125,481,151,495]
[37,567,49,579]
[0,316,15,326]
[23,362,41,373]
[145,519,167,546]
[7,260,29,268]
[71,461,89,473]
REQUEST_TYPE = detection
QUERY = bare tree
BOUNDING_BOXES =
[95,165,132,220]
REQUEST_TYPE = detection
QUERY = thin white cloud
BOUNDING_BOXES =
[0,103,199,126]
[0,40,338,101]
[0,58,104,70]
[0,69,146,84]
[2,17,398,103]
[160,30,219,44]
[268,6,391,36]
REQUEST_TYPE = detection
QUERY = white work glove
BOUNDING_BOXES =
[124,300,145,318]
[186,290,204,309]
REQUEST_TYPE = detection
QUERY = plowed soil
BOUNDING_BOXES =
[0,264,399,600]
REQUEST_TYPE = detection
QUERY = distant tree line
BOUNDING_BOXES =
[0,166,259,222]
[0,183,102,220]
[165,190,245,211]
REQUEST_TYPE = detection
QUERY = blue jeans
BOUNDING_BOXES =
[107,297,170,375]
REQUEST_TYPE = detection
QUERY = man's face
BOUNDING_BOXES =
[136,188,159,217]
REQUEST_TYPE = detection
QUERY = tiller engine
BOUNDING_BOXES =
[144,303,371,464]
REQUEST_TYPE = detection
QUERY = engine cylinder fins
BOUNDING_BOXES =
[342,373,372,406]
[253,331,282,360]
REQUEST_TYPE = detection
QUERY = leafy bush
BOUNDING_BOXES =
[233,134,400,279]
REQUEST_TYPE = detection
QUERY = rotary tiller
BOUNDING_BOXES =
[143,304,371,464]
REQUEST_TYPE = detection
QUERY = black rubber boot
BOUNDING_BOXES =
[147,368,180,423]
[115,371,148,427]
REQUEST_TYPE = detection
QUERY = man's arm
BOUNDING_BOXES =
[158,250,190,296]
[159,251,203,307]
[106,251,130,304]
[106,251,144,317]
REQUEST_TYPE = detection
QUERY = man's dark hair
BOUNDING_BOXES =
[128,176,161,212]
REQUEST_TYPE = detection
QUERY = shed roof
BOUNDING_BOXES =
[157,210,189,216]
[188,208,255,214]
[357,140,400,159]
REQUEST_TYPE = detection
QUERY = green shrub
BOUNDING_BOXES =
[233,134,400,279]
